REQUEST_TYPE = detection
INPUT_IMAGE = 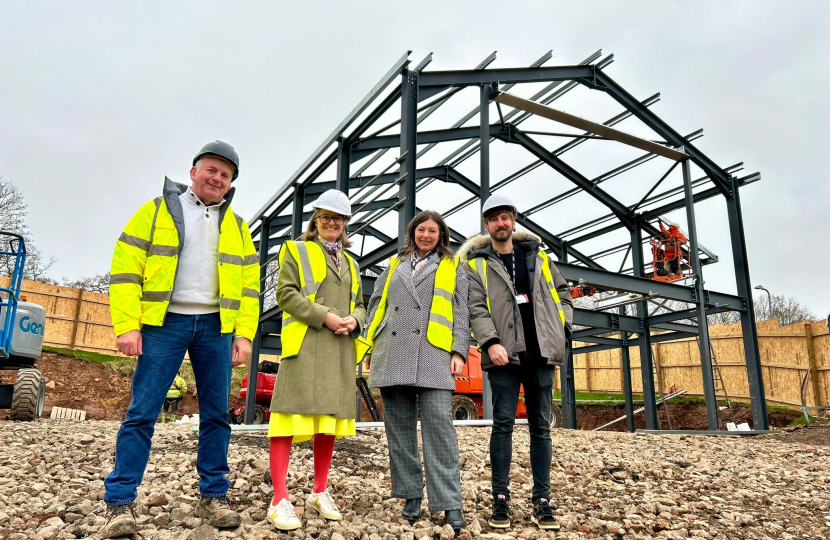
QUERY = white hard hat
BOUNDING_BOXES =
[481,193,516,217]
[312,189,352,217]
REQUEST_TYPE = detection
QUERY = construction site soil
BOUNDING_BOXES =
[1,353,804,431]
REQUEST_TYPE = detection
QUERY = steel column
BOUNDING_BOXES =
[291,187,304,240]
[480,82,493,421]
[398,69,418,244]
[725,176,769,429]
[336,137,350,193]
[245,217,270,425]
[682,159,720,430]
[619,306,635,432]
[559,249,577,429]
[630,216,658,429]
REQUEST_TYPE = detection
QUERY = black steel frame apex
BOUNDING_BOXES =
[244,50,769,432]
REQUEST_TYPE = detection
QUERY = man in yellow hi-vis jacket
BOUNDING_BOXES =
[100,141,259,538]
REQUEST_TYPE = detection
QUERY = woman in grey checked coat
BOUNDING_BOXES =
[365,210,469,531]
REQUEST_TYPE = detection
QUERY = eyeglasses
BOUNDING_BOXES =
[319,215,345,225]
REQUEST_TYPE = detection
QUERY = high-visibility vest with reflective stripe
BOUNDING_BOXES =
[109,195,260,340]
[366,255,459,353]
[469,250,566,326]
[278,240,361,360]
[166,375,187,399]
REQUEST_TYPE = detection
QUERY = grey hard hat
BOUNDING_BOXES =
[193,140,240,181]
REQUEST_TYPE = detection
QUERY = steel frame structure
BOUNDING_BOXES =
[244,51,769,431]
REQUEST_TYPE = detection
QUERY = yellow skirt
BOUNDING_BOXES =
[267,412,355,443]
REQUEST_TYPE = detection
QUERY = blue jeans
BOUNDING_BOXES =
[488,360,554,502]
[104,312,233,504]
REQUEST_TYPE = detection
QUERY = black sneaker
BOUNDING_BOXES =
[532,498,560,531]
[488,494,511,529]
[100,504,138,538]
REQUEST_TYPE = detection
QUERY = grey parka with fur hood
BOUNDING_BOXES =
[458,231,573,370]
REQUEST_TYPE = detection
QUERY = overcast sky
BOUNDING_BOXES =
[1,1,828,316]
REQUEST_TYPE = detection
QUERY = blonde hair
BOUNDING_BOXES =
[299,209,352,248]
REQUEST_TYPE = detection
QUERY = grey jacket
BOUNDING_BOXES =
[365,254,470,391]
[458,231,573,370]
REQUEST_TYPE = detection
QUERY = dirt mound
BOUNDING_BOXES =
[0,352,204,421]
[577,401,802,431]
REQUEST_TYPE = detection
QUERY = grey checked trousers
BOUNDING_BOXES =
[380,387,462,512]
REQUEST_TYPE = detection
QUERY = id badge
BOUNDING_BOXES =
[515,294,529,305]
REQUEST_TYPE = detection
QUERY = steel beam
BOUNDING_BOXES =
[418,65,594,91]
[619,307,635,432]
[590,69,732,197]
[494,93,686,161]
[507,128,635,229]
[682,160,719,430]
[573,308,642,333]
[557,262,745,309]
[630,217,658,429]
[250,51,410,224]
[245,216,270,424]
[291,188,304,240]
[726,176,769,429]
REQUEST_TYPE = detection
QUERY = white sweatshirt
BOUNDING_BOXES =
[167,188,223,314]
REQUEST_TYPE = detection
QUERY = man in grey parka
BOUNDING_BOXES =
[459,194,573,532]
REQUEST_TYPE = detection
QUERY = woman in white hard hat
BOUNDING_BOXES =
[265,189,367,531]
[363,210,469,531]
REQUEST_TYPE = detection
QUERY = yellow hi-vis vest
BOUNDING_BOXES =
[109,195,260,340]
[468,250,566,326]
[166,375,187,399]
[278,240,369,362]
[365,255,460,353]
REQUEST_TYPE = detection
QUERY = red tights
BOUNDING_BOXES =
[269,434,335,505]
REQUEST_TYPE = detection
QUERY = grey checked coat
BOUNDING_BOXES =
[365,254,470,390]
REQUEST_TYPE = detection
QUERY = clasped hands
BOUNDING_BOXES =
[324,312,358,335]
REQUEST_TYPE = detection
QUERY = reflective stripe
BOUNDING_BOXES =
[242,287,259,298]
[350,291,358,303]
[471,258,491,313]
[119,232,151,252]
[219,253,244,265]
[142,290,171,302]
[433,288,453,301]
[294,242,318,297]
[220,297,241,310]
[149,244,178,257]
[110,273,143,285]
[429,312,452,328]
[282,315,295,327]
[538,252,566,327]
[242,253,258,265]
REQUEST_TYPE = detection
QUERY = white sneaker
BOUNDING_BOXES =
[267,498,302,530]
[305,490,343,521]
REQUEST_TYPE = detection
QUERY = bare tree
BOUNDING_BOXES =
[752,293,816,325]
[62,272,111,294]
[0,177,56,281]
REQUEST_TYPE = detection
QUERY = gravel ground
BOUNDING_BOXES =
[1,420,828,540]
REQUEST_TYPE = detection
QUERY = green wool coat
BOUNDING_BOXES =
[270,244,367,419]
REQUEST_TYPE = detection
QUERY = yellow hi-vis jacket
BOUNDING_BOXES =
[166,375,187,400]
[278,240,369,362]
[365,255,459,353]
[109,178,260,341]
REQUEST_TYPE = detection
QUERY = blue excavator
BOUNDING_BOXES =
[0,232,46,420]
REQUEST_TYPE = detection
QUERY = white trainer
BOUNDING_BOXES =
[306,490,343,521]
[266,498,302,531]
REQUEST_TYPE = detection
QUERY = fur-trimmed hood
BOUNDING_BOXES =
[457,230,542,263]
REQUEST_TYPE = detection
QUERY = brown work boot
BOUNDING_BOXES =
[99,504,138,538]
[196,497,241,528]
